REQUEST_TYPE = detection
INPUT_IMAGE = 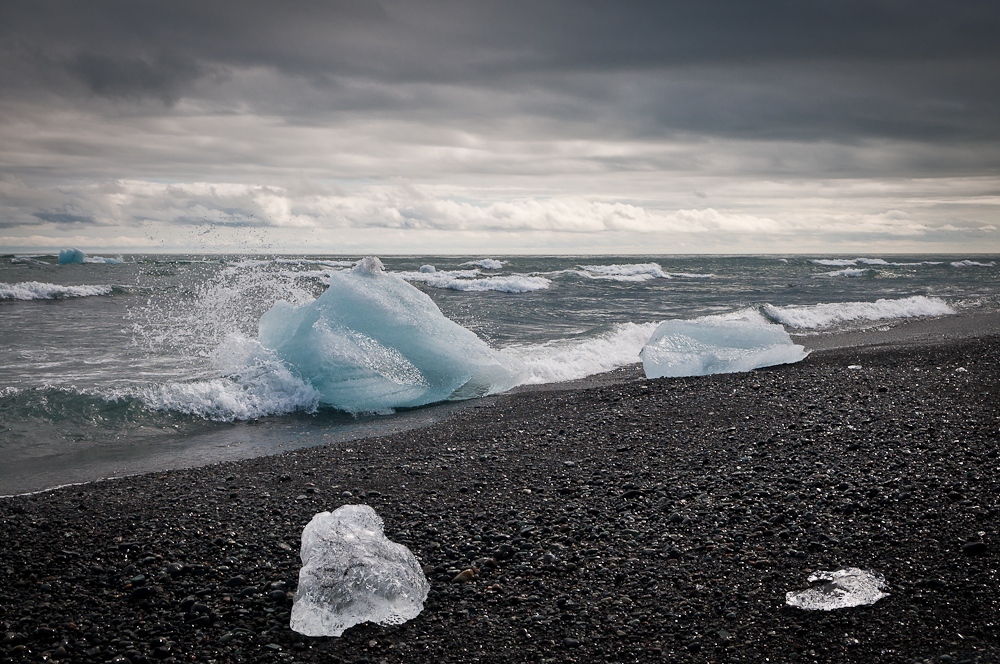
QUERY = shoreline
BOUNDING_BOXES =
[7,311,996,498]
[2,332,998,663]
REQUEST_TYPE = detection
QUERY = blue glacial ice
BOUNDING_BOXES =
[290,505,429,636]
[640,311,808,378]
[58,248,86,264]
[258,256,524,413]
[58,248,123,264]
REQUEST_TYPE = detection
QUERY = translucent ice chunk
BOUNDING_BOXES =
[290,505,430,637]
[641,311,808,378]
[785,568,889,610]
[258,256,524,412]
[58,248,86,264]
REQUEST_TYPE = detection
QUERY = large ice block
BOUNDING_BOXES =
[258,256,523,413]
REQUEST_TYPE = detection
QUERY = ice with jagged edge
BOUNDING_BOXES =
[290,505,430,637]
[641,310,807,378]
[258,256,524,413]
[785,568,889,611]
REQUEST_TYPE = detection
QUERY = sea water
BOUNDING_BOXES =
[2,253,998,494]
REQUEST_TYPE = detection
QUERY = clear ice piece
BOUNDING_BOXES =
[290,505,430,636]
[785,568,889,611]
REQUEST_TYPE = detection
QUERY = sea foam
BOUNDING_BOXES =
[507,322,660,384]
[764,295,955,329]
[0,281,114,300]
[400,269,550,293]
[459,259,507,269]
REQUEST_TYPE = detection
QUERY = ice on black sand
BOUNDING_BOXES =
[290,505,430,637]
[785,568,889,611]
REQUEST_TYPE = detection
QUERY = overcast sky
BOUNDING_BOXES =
[1,0,999,254]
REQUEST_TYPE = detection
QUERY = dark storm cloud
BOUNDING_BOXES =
[1,0,998,141]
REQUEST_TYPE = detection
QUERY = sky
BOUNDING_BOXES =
[1,0,999,255]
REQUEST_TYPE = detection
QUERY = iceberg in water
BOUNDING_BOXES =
[641,311,808,378]
[291,505,430,637]
[258,256,523,412]
[57,248,123,264]
[58,248,87,264]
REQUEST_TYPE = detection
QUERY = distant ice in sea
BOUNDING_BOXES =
[291,505,429,637]
[640,310,807,378]
[764,295,955,329]
[258,257,524,412]
[57,248,123,264]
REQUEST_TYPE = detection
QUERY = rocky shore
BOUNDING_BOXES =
[2,336,998,664]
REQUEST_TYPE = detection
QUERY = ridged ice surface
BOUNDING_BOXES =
[785,568,889,611]
[290,505,430,637]
[258,257,524,412]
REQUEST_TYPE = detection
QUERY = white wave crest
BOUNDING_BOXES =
[0,281,114,300]
[816,268,872,278]
[506,322,660,384]
[576,263,670,281]
[400,270,550,293]
[459,259,507,269]
[951,260,996,268]
[138,336,321,421]
[764,296,955,329]
[812,257,940,267]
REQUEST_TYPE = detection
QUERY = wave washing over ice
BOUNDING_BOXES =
[137,336,322,421]
[764,296,956,330]
[506,322,660,384]
[0,281,114,300]
[641,310,808,378]
[257,257,525,413]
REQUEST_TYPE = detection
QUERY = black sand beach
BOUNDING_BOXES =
[2,334,998,664]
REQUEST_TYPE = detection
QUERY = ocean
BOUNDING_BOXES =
[2,252,998,495]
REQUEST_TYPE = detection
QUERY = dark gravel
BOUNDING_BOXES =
[2,336,998,664]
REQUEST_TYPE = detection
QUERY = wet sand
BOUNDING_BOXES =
[1,329,998,663]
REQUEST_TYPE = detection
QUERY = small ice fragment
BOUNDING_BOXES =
[290,505,429,637]
[848,365,862,370]
[419,264,436,273]
[785,568,889,611]
[955,367,968,373]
